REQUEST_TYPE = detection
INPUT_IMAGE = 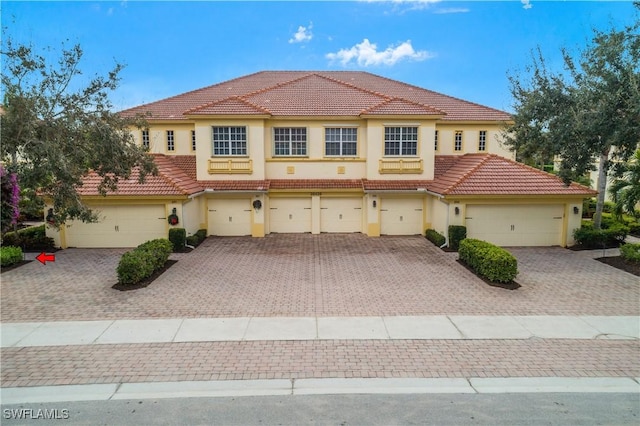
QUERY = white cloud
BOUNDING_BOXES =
[521,0,533,10]
[289,22,313,44]
[326,39,433,67]
[433,7,470,14]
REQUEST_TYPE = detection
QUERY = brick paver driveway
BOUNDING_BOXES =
[1,234,638,322]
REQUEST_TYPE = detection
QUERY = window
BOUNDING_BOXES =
[325,128,357,156]
[167,130,175,151]
[434,130,439,151]
[454,131,463,152]
[191,130,197,151]
[478,130,487,152]
[212,126,247,156]
[274,127,307,156]
[142,130,149,150]
[384,126,418,156]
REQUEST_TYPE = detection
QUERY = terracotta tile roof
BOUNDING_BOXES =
[169,155,198,180]
[198,180,270,191]
[120,71,510,121]
[77,154,203,196]
[269,179,363,190]
[361,98,443,116]
[362,180,433,191]
[429,154,597,196]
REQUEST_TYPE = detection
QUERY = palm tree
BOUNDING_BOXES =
[609,150,640,220]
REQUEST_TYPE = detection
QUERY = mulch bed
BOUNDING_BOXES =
[112,260,178,291]
[456,259,521,290]
[0,260,33,273]
[595,256,640,277]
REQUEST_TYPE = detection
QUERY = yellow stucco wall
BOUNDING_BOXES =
[434,124,513,159]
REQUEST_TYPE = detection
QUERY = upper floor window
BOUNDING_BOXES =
[274,127,307,156]
[325,128,357,156]
[167,130,175,151]
[478,130,487,152]
[434,130,439,151]
[213,126,247,156]
[384,126,418,156]
[142,130,149,150]
[454,131,463,152]
[191,130,197,151]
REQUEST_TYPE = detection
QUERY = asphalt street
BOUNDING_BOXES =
[2,393,639,425]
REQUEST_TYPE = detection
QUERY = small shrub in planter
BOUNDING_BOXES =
[117,250,155,285]
[620,243,640,264]
[168,228,187,252]
[1,246,23,267]
[459,239,518,283]
[136,239,172,270]
[195,229,207,242]
[186,235,199,246]
[448,225,467,251]
[573,222,629,248]
[425,229,446,247]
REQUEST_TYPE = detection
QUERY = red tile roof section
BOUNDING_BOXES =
[119,71,511,121]
[430,154,597,196]
[362,180,433,191]
[269,179,363,189]
[198,180,270,191]
[361,98,443,116]
[76,154,203,196]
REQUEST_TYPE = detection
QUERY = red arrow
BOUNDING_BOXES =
[36,252,56,265]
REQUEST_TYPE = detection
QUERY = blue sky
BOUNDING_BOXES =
[2,1,636,112]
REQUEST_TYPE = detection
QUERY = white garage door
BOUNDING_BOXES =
[269,198,312,233]
[320,198,363,233]
[208,199,252,236]
[65,205,167,248]
[466,204,564,246]
[380,198,424,235]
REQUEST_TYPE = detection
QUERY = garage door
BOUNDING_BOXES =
[65,205,166,248]
[269,198,312,233]
[466,204,563,246]
[208,199,252,236]
[320,198,363,233]
[380,198,424,235]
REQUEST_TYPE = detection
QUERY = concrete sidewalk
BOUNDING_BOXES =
[2,315,638,348]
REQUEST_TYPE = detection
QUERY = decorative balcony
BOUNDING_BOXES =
[378,159,423,174]
[208,158,253,174]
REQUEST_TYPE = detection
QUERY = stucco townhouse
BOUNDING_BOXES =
[47,71,596,248]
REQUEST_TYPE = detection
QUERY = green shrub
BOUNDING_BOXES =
[117,250,155,285]
[620,243,640,264]
[573,222,629,248]
[168,228,187,252]
[136,239,172,270]
[0,246,23,267]
[425,229,446,247]
[2,225,54,250]
[459,239,518,283]
[195,229,207,242]
[186,235,199,246]
[448,225,467,251]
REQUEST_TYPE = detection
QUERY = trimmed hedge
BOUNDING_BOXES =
[168,228,187,252]
[195,229,207,241]
[573,222,629,248]
[1,246,23,267]
[448,225,467,251]
[459,239,518,283]
[116,238,172,285]
[620,243,640,264]
[2,225,54,251]
[425,229,446,247]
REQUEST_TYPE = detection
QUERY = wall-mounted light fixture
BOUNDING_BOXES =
[573,206,580,215]
[372,200,377,208]
[253,199,262,212]
[454,207,460,215]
